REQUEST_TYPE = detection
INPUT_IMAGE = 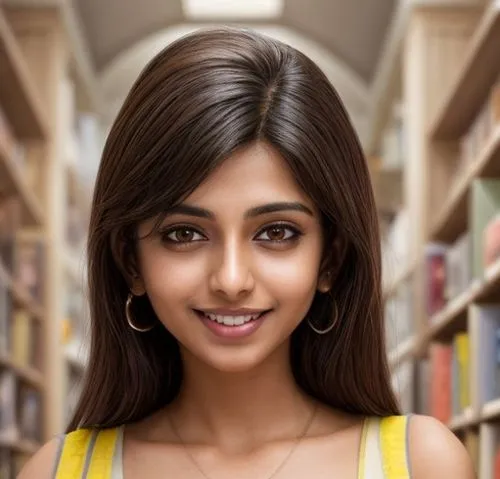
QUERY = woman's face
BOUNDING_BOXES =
[134,141,328,372]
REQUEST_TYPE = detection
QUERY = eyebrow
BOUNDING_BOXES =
[164,202,315,220]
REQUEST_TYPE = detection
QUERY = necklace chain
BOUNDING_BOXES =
[167,402,318,479]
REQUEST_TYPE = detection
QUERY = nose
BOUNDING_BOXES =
[209,237,255,301]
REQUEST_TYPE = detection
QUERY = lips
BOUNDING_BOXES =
[194,309,270,326]
[193,308,271,338]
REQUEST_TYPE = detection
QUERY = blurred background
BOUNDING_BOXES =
[0,0,499,476]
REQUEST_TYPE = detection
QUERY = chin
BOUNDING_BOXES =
[191,344,277,374]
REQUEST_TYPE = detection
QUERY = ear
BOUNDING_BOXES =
[317,272,331,293]
[110,227,147,295]
[130,274,147,296]
[318,233,347,293]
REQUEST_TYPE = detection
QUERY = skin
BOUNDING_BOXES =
[19,141,475,479]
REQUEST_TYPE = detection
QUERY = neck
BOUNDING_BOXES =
[167,341,316,451]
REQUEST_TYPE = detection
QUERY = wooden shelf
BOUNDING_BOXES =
[475,256,500,302]
[388,335,416,369]
[448,408,480,432]
[64,341,87,372]
[372,167,404,216]
[0,433,39,454]
[0,137,44,227]
[422,256,500,344]
[63,247,83,287]
[383,259,416,298]
[430,2,500,140]
[430,125,500,243]
[0,261,44,321]
[423,288,473,344]
[0,9,48,140]
[0,354,43,390]
[445,400,500,431]
[482,398,500,422]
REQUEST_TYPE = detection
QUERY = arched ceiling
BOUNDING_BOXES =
[72,0,396,139]
[76,0,397,129]
[75,0,396,83]
[100,24,371,126]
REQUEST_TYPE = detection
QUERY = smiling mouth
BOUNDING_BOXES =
[193,310,271,327]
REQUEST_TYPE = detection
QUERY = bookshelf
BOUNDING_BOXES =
[430,124,500,243]
[366,29,418,410]
[429,1,500,140]
[367,1,500,476]
[0,8,49,475]
[0,4,98,475]
[0,9,48,140]
[0,129,44,227]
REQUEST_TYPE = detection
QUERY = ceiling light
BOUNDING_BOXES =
[182,0,284,19]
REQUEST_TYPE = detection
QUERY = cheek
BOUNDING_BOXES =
[256,239,322,306]
[138,247,206,309]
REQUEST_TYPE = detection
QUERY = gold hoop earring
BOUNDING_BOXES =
[125,292,155,332]
[307,300,338,335]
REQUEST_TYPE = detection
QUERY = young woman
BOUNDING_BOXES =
[20,28,474,479]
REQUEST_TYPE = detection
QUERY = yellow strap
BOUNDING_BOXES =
[379,415,411,479]
[55,429,94,479]
[357,417,370,479]
[86,428,119,479]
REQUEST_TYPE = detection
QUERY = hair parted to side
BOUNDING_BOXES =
[68,27,399,432]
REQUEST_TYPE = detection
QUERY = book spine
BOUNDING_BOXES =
[430,343,452,423]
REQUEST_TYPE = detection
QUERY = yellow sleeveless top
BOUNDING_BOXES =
[53,415,412,478]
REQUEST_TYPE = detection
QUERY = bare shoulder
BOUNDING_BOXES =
[408,414,476,479]
[17,437,61,479]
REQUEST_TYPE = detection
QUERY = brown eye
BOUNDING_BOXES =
[162,226,206,244]
[255,224,301,242]
[268,226,286,241]
[175,228,195,242]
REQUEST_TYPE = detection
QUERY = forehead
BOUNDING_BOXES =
[184,142,316,211]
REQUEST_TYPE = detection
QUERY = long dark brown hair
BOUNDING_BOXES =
[68,27,399,432]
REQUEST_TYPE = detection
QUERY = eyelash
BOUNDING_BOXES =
[159,222,303,247]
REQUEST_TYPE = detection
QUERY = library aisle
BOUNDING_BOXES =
[0,0,500,478]
[372,2,500,478]
[0,4,101,477]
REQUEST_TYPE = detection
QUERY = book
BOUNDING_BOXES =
[494,443,500,479]
[392,360,415,414]
[0,199,21,273]
[470,179,500,279]
[384,279,413,353]
[484,214,500,267]
[451,341,460,417]
[0,370,17,438]
[446,232,471,300]
[381,102,406,170]
[17,387,40,442]
[415,358,430,415]
[430,343,452,423]
[425,243,447,316]
[454,332,470,411]
[490,81,500,127]
[496,326,500,399]
[11,311,31,367]
[470,305,500,410]
[0,279,11,355]
[14,237,44,304]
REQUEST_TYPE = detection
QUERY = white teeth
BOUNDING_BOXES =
[234,316,244,326]
[204,313,261,326]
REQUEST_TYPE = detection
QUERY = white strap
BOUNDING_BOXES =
[360,418,385,479]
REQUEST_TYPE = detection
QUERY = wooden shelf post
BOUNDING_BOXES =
[403,6,480,354]
[5,6,70,439]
